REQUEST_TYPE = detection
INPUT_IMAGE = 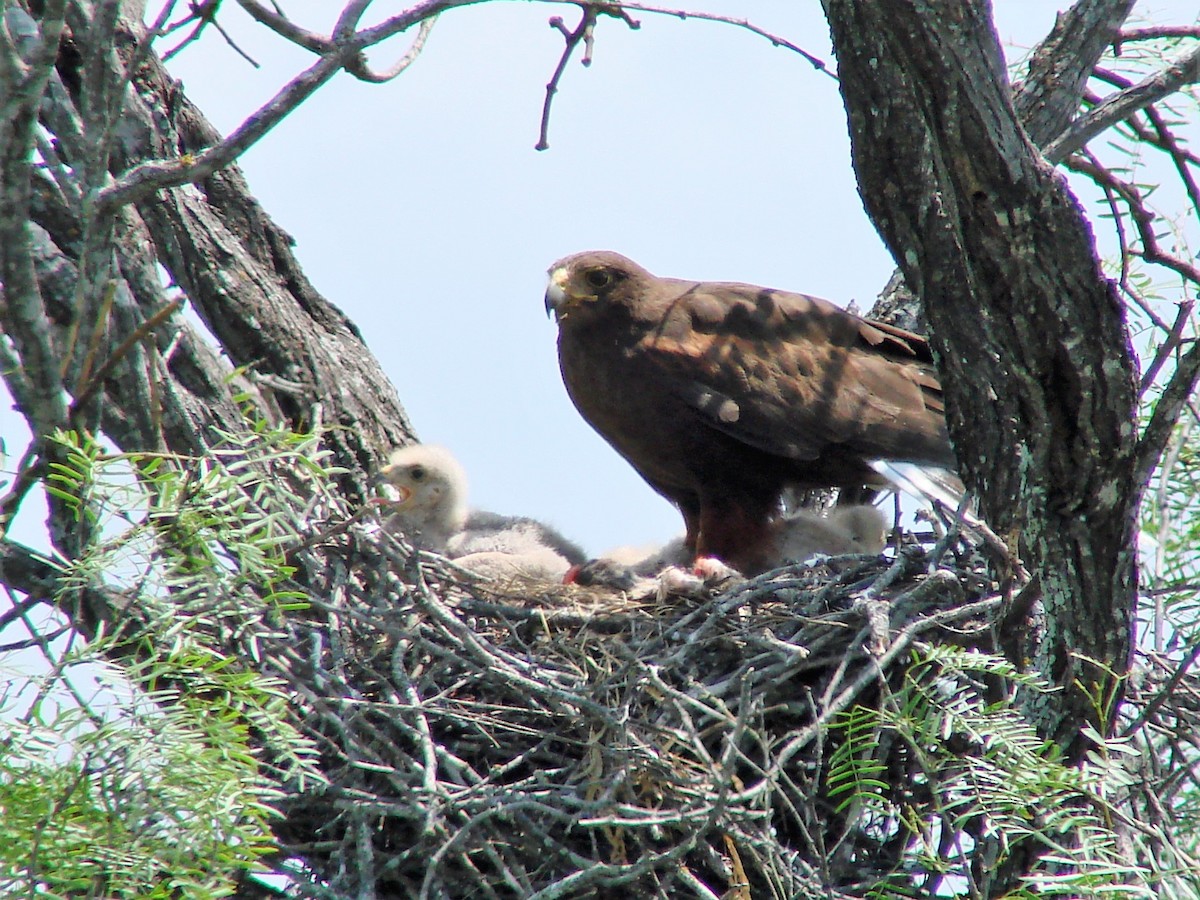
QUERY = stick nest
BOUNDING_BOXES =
[267,526,1001,899]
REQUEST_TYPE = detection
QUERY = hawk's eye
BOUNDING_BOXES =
[410,466,426,481]
[585,268,613,290]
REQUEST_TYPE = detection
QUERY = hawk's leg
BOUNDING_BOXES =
[695,495,776,576]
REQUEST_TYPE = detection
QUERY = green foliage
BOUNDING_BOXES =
[829,647,1159,899]
[0,422,336,897]
[0,664,281,898]
[827,704,888,815]
[44,429,106,525]
[41,425,327,631]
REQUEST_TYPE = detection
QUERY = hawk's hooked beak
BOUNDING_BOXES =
[544,268,569,320]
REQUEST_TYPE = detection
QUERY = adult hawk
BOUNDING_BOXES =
[545,250,955,574]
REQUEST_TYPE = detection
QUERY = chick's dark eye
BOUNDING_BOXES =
[585,268,613,290]
[410,466,425,481]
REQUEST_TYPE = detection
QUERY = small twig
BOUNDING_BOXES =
[0,441,45,538]
[69,299,183,419]
[1135,336,1200,492]
[1144,581,1200,596]
[537,6,630,151]
[616,1,834,77]
[283,500,380,561]
[771,589,1003,771]
[456,597,647,632]
[1077,141,1139,313]
[1145,103,1200,227]
[1138,299,1194,396]
[536,2,832,150]
[1116,26,1200,46]
[162,0,262,67]
[0,593,49,633]
[72,279,118,392]
[1122,642,1200,738]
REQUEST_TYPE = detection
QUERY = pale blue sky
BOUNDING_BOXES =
[3,1,1195,556]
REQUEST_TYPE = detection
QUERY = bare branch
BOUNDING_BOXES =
[99,0,460,212]
[536,5,629,151]
[1144,105,1200,224]
[1044,44,1200,161]
[617,2,835,77]
[234,0,332,53]
[94,50,346,214]
[162,0,262,67]
[346,15,438,84]
[1122,642,1200,737]
[1088,68,1200,172]
[535,1,833,150]
[1138,300,1195,396]
[1135,337,1200,494]
[337,0,463,48]
[1066,153,1200,285]
[1116,25,1200,44]
[1013,0,1135,148]
[0,2,73,441]
[69,299,184,420]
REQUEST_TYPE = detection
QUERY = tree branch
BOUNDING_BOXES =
[1043,43,1200,162]
[616,1,836,76]
[0,1,72,438]
[1135,337,1200,493]
[0,538,118,639]
[69,298,184,420]
[1116,25,1200,44]
[233,0,331,53]
[536,5,627,151]
[346,15,438,84]
[1013,0,1135,149]
[95,49,346,214]
[1066,153,1200,285]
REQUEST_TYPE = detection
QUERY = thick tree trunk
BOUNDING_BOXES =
[824,0,1140,755]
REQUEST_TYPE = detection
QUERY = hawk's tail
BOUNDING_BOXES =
[869,460,981,527]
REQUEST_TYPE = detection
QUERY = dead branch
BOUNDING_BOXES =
[1044,43,1200,161]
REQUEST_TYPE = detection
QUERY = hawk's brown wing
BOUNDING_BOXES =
[639,280,952,467]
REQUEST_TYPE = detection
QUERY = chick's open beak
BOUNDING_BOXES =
[375,469,413,506]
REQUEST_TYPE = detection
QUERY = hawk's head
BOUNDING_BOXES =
[544,250,645,322]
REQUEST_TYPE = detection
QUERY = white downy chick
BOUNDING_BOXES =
[378,445,585,581]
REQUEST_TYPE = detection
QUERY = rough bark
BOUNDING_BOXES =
[1013,0,1137,150]
[825,0,1140,756]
